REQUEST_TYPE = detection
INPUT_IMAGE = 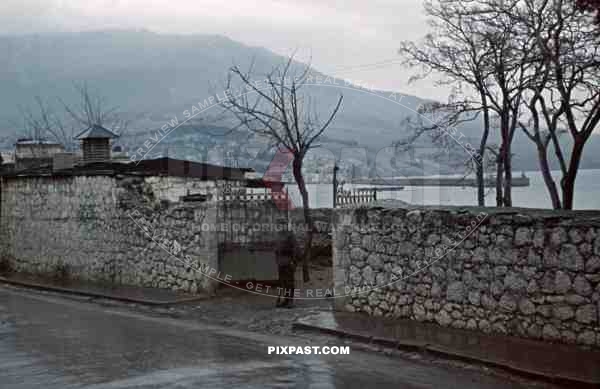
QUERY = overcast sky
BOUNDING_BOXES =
[0,0,447,100]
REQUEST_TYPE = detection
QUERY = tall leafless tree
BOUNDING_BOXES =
[399,0,500,206]
[398,100,488,187]
[475,0,538,207]
[221,56,343,282]
[514,0,600,209]
[18,95,77,154]
[400,0,599,209]
[61,82,129,138]
[19,83,129,152]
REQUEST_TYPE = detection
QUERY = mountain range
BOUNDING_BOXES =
[1,29,599,176]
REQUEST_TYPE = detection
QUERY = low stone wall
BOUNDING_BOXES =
[333,206,600,348]
[0,172,335,292]
[0,174,219,293]
[289,208,333,253]
[144,175,218,203]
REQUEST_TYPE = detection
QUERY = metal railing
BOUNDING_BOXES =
[335,188,377,207]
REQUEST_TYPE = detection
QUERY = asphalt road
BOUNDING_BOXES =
[0,287,537,388]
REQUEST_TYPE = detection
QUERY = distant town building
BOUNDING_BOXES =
[0,151,14,172]
[14,138,64,171]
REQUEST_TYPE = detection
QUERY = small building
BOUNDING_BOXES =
[0,151,15,173]
[14,138,64,171]
[74,124,119,164]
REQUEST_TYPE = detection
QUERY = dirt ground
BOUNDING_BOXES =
[180,263,334,335]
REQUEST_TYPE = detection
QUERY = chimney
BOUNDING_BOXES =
[74,124,119,164]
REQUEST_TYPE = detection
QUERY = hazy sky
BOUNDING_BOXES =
[0,0,446,100]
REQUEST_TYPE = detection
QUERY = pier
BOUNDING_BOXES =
[351,175,530,188]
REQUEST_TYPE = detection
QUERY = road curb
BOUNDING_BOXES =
[292,321,600,389]
[0,276,208,307]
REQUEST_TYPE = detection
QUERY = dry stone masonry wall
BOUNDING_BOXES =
[289,208,333,250]
[0,173,309,292]
[333,206,600,348]
[0,174,219,293]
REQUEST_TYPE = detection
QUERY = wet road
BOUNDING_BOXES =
[0,288,533,388]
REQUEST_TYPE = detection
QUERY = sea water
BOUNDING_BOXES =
[285,169,600,210]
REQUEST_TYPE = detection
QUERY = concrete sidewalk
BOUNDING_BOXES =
[294,311,600,388]
[0,273,208,306]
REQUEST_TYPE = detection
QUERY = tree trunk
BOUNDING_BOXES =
[292,156,313,283]
[495,148,503,207]
[477,92,490,207]
[502,141,512,207]
[501,112,512,207]
[476,112,490,206]
[536,142,562,209]
[476,162,485,207]
[561,138,585,210]
[562,173,576,210]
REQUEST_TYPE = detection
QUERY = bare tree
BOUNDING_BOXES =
[442,0,600,210]
[19,83,129,152]
[221,56,343,282]
[478,0,538,207]
[397,100,486,185]
[514,0,600,209]
[399,0,497,206]
[61,82,129,138]
[18,96,77,153]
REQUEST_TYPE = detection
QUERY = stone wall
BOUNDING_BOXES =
[0,174,219,293]
[289,208,333,259]
[0,172,336,292]
[333,206,600,348]
[145,176,244,203]
[144,175,217,203]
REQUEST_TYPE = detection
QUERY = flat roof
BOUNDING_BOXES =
[0,157,255,181]
[15,139,63,146]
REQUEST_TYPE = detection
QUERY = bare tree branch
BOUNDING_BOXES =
[220,54,343,284]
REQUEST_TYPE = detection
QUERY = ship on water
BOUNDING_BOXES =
[350,172,530,188]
